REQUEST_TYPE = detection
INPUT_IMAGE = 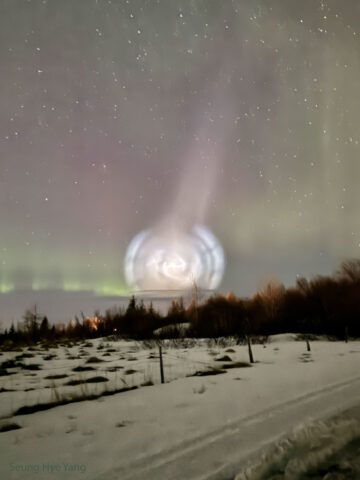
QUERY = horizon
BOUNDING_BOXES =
[0,257,353,327]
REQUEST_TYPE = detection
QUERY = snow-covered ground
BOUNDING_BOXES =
[0,336,359,479]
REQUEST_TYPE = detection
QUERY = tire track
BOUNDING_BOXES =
[98,374,360,480]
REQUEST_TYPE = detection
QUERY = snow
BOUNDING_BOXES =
[0,337,359,479]
[267,333,298,343]
[235,409,360,480]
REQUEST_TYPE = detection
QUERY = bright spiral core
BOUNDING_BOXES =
[124,225,225,291]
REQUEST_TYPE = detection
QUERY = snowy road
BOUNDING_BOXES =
[101,375,360,480]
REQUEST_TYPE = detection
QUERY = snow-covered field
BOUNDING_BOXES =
[0,335,359,480]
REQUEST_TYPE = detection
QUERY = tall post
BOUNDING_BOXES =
[244,317,254,364]
[159,344,165,384]
[247,335,254,364]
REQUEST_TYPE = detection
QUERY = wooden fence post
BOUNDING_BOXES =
[159,344,165,384]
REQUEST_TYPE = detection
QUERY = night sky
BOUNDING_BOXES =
[1,0,360,308]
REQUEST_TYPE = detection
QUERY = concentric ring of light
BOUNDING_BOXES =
[124,225,225,291]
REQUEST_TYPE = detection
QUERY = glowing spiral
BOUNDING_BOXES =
[124,225,225,291]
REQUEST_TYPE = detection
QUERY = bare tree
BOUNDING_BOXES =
[23,304,42,340]
[337,259,360,283]
[260,279,285,324]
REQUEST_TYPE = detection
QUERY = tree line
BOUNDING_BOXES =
[1,259,359,346]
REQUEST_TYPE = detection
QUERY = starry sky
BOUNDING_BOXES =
[1,0,360,306]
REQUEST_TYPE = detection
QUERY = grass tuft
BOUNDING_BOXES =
[85,356,104,364]
[190,368,226,377]
[45,374,68,380]
[72,365,95,372]
[0,422,22,433]
[221,361,251,369]
[13,386,137,416]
